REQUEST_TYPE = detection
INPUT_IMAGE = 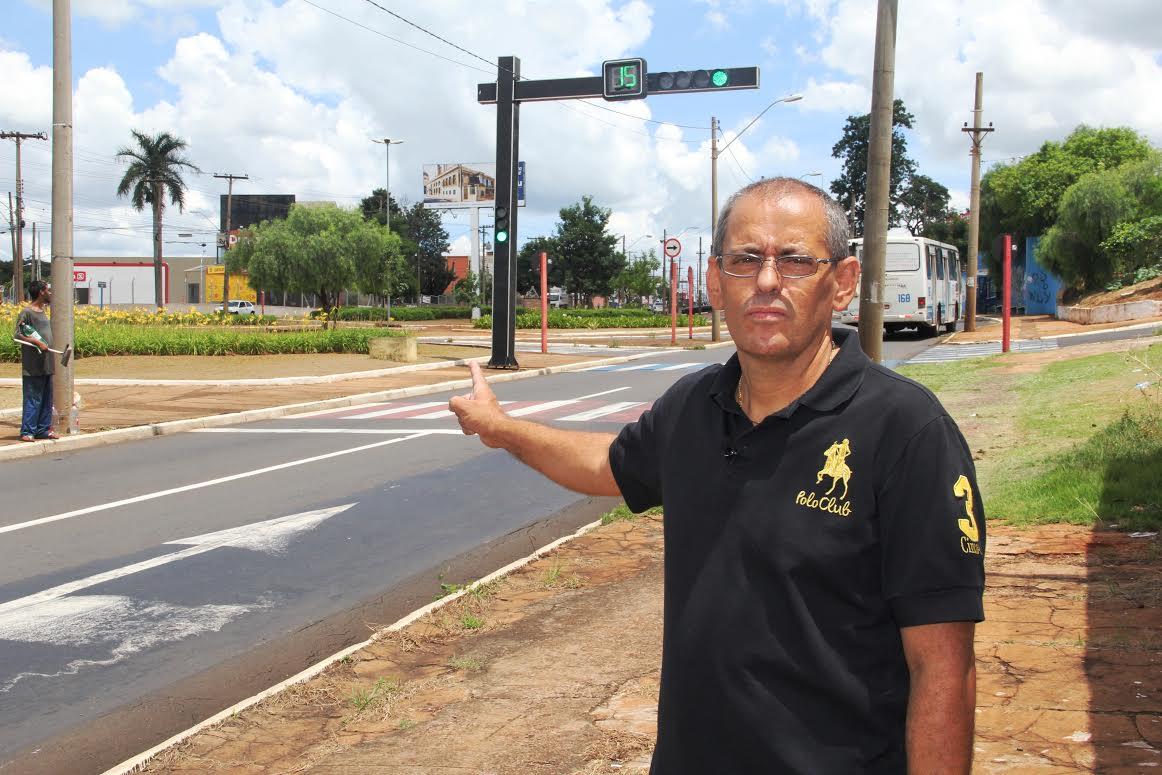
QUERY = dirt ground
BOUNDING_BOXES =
[1073,275,1162,309]
[133,513,1162,775]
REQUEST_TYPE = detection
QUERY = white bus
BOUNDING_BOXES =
[837,233,964,337]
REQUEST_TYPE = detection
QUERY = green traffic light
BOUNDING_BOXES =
[495,230,509,243]
[711,69,729,87]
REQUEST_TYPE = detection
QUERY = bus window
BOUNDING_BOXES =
[934,246,945,280]
[886,243,920,272]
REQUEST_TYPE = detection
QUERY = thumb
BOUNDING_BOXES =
[468,361,495,401]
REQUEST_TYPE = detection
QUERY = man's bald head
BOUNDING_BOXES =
[712,178,851,261]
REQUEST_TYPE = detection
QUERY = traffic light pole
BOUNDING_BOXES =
[488,56,520,368]
[479,58,758,369]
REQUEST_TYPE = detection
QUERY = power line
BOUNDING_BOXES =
[725,145,753,182]
[358,0,496,69]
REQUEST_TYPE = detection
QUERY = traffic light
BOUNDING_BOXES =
[494,206,509,244]
[648,67,759,94]
[602,58,647,100]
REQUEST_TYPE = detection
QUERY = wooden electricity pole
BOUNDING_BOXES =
[962,72,994,332]
[1,130,47,303]
[213,172,247,313]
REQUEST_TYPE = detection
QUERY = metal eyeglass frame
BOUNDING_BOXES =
[715,253,839,279]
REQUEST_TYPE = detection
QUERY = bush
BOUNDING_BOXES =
[316,305,490,322]
[473,309,707,329]
[0,324,405,360]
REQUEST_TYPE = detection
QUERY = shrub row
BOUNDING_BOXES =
[316,305,490,322]
[1,325,405,360]
[473,310,708,330]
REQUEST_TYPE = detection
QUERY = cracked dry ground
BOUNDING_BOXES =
[141,517,1161,775]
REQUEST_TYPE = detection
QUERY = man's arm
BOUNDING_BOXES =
[900,621,977,775]
[13,311,47,351]
[449,361,621,497]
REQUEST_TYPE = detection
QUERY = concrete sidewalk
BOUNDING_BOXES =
[946,313,1162,344]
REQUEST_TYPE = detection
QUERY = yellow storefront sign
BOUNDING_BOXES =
[204,265,257,303]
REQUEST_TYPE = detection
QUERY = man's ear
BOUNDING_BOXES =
[707,259,724,310]
[832,255,860,312]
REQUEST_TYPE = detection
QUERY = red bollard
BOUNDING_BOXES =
[688,266,694,340]
[1002,234,1012,353]
[540,251,548,355]
[670,260,678,345]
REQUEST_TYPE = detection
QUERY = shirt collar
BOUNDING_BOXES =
[710,327,868,416]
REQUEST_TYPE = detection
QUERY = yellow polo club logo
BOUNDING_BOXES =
[816,438,852,500]
[953,474,982,555]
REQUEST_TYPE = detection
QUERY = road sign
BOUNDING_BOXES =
[663,238,682,258]
[73,270,86,282]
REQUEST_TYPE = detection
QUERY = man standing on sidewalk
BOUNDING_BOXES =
[13,280,58,442]
[451,178,984,774]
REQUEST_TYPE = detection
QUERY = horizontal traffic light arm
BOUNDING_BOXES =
[477,67,759,104]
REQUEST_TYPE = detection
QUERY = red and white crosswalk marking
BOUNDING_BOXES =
[293,398,650,424]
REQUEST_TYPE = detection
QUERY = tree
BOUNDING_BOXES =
[612,249,661,305]
[1036,168,1135,288]
[898,174,950,235]
[921,211,970,266]
[829,99,917,234]
[359,191,454,297]
[1101,215,1162,277]
[979,125,1155,269]
[349,219,407,305]
[552,196,624,303]
[517,236,558,295]
[228,203,396,311]
[115,130,200,309]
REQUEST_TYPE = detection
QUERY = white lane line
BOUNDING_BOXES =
[0,505,354,615]
[193,428,465,435]
[344,401,445,420]
[557,401,645,422]
[608,363,659,372]
[507,386,631,418]
[656,363,701,371]
[0,433,432,537]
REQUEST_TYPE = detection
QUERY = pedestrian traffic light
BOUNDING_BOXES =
[494,206,509,244]
[649,67,758,94]
[603,58,647,101]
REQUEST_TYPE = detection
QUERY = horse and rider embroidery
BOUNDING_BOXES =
[795,439,854,517]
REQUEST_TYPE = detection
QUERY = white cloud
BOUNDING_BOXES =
[760,36,778,56]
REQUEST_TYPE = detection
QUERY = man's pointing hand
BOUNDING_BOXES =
[449,361,508,448]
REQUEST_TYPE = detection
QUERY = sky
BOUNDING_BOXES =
[2,0,1161,266]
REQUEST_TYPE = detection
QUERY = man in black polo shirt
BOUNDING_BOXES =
[450,177,984,773]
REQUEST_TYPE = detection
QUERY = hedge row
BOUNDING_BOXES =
[317,305,490,322]
[473,311,708,330]
[1,325,405,360]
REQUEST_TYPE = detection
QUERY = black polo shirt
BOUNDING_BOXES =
[609,327,985,774]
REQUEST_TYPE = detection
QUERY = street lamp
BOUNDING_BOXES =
[372,137,404,230]
[622,233,653,255]
[710,93,803,340]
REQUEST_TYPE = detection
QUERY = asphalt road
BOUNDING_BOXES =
[0,333,934,774]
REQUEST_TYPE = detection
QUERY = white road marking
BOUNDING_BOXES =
[194,428,464,435]
[0,505,353,615]
[289,402,392,419]
[344,401,444,419]
[507,386,631,418]
[0,434,430,537]
[656,363,702,371]
[557,401,646,422]
[409,400,514,420]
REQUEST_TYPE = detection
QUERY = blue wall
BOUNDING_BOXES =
[1022,236,1063,315]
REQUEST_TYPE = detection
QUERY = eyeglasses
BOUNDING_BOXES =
[715,253,838,279]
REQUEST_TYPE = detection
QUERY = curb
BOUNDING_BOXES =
[0,356,491,388]
[0,342,734,463]
[100,516,607,775]
[941,318,1161,345]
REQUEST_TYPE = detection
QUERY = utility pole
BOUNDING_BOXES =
[213,172,247,313]
[858,0,898,363]
[372,138,403,231]
[697,236,704,307]
[962,72,993,333]
[7,193,16,299]
[31,222,37,281]
[2,130,47,303]
[709,116,721,341]
[49,0,75,433]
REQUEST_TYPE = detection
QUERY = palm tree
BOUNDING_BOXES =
[115,130,200,309]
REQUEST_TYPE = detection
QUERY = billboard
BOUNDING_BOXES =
[220,194,296,232]
[423,162,525,208]
[204,265,257,303]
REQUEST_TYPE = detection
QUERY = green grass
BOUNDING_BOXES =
[600,504,663,525]
[448,655,483,671]
[459,613,484,630]
[901,342,1162,530]
[473,310,708,330]
[349,677,397,711]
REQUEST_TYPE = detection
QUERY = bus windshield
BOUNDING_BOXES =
[886,243,920,272]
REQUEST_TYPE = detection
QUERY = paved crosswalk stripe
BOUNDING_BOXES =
[558,401,645,422]
[409,400,514,420]
[345,401,444,420]
[656,363,701,371]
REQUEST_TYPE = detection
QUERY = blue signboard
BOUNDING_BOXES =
[517,161,526,206]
